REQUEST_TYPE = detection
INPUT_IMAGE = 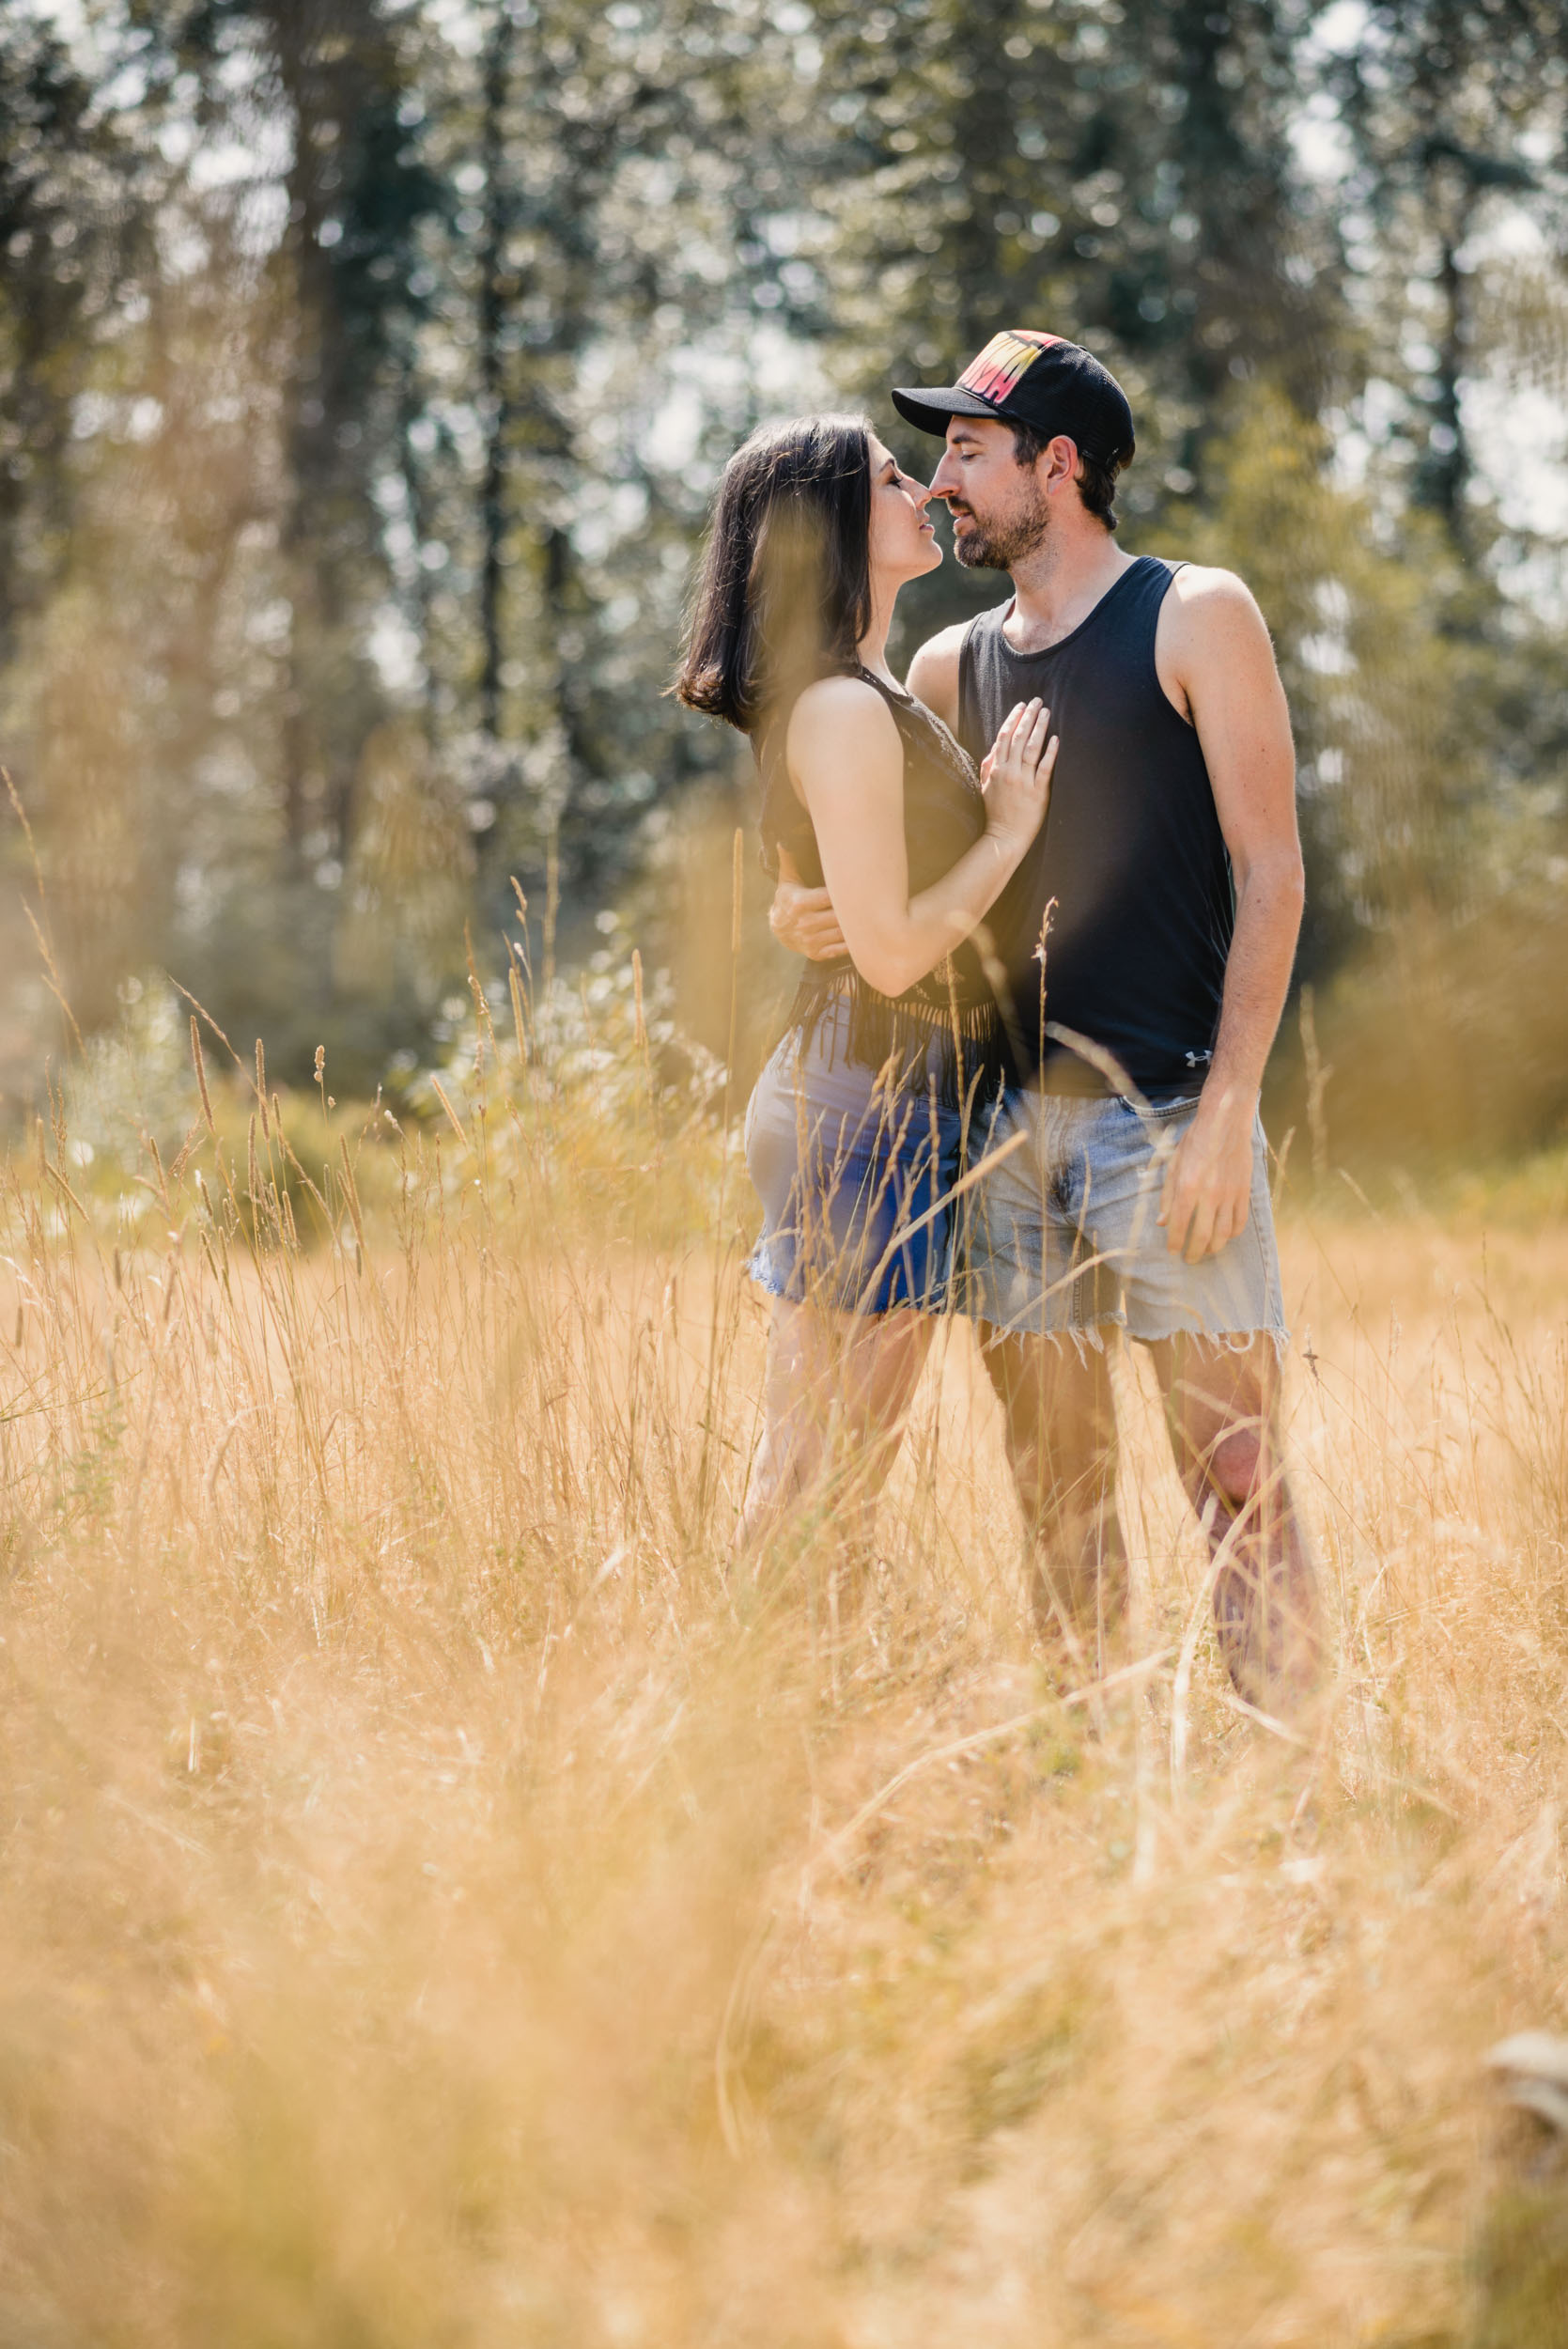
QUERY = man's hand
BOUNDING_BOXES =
[768,847,846,962]
[1157,1092,1257,1263]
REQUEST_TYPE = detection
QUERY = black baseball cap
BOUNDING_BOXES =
[893,330,1135,466]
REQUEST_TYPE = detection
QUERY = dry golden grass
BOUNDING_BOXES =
[2,987,1566,2347]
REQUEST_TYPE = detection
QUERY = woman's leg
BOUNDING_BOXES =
[738,1295,935,1574]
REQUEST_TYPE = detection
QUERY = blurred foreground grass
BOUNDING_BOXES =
[2,954,1567,2347]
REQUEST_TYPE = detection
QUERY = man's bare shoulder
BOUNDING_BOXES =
[1154,564,1282,718]
[909,618,972,666]
[905,620,971,725]
[1164,563,1270,633]
[1158,563,1278,679]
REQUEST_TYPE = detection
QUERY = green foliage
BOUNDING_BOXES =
[0,0,1564,1152]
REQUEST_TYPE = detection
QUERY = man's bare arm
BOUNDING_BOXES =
[770,620,973,959]
[1156,568,1305,1264]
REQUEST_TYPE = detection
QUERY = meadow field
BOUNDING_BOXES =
[1,950,1566,2349]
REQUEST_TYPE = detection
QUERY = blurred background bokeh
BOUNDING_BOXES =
[3,0,1566,1167]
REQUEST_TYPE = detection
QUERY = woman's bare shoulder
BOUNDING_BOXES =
[787,674,902,755]
[790,672,896,722]
[786,675,904,806]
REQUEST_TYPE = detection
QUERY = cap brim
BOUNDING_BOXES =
[890,384,1004,436]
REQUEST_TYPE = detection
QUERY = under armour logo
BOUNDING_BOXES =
[1184,1049,1213,1068]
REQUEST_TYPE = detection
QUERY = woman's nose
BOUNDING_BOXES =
[907,477,934,510]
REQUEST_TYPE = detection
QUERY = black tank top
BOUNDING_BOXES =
[956,556,1234,1096]
[758,667,1005,1108]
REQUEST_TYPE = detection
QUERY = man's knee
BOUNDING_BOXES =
[1207,1423,1267,1509]
[1172,1416,1271,1518]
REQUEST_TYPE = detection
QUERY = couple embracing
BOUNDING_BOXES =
[676,328,1320,1718]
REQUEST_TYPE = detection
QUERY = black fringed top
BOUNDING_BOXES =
[756,667,1010,1111]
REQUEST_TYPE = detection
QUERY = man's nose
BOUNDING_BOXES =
[928,456,960,501]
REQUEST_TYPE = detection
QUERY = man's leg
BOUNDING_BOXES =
[979,1324,1127,1671]
[1148,1332,1321,1716]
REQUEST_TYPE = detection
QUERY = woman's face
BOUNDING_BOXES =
[865,433,941,586]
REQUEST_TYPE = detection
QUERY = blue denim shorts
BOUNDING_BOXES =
[955,1084,1287,1347]
[744,991,965,1315]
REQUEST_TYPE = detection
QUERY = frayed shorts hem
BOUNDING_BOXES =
[970,1312,1289,1356]
[745,1250,953,1318]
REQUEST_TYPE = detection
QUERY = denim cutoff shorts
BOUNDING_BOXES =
[744,990,967,1315]
[955,1084,1287,1348]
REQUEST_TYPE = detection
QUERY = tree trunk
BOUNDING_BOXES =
[478,5,516,745]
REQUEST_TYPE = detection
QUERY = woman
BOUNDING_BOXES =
[675,415,1056,1569]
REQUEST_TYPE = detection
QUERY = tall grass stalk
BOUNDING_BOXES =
[0,957,1564,2343]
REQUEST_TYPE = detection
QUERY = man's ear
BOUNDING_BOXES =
[1045,435,1080,496]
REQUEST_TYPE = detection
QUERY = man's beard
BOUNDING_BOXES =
[952,482,1050,570]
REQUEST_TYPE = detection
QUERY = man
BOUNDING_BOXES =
[771,329,1321,1714]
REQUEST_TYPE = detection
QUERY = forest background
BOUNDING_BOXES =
[6,10,1568,2337]
[3,0,1567,1167]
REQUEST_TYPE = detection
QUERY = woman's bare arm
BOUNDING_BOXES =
[786,678,1053,1000]
[772,624,975,963]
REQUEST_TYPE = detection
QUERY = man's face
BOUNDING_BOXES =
[928,414,1049,569]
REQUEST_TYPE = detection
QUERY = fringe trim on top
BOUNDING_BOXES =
[786,966,1011,1115]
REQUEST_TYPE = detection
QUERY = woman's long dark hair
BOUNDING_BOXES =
[673,414,873,736]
